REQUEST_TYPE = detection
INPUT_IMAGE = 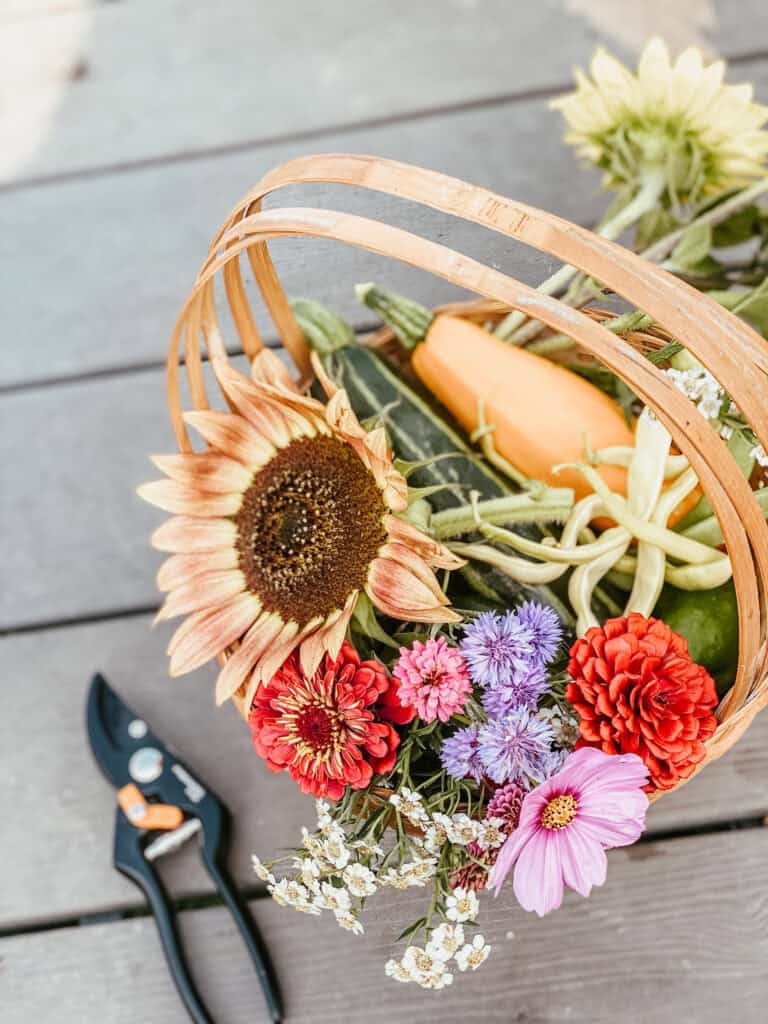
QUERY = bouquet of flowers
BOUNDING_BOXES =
[140,40,768,990]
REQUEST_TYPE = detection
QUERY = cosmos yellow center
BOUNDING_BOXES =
[235,434,387,627]
[540,794,578,830]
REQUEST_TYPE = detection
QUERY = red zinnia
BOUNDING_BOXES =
[566,614,718,791]
[249,641,414,800]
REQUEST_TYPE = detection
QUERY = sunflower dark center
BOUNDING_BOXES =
[235,434,387,626]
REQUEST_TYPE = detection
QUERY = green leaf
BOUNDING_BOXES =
[351,592,400,649]
[670,223,713,271]
[712,205,761,247]
[731,278,768,337]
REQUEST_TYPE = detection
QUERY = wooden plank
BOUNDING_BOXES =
[0,88,603,389]
[2,828,767,1022]
[4,1,767,188]
[0,613,309,930]
[3,54,767,389]
[2,611,767,930]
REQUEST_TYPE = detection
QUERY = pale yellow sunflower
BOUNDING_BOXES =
[551,37,768,203]
[139,350,461,707]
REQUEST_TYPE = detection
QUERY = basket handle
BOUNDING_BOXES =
[167,156,768,779]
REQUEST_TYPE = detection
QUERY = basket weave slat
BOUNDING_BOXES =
[165,155,768,799]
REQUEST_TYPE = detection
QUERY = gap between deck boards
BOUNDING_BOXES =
[1,814,765,942]
[3,46,768,199]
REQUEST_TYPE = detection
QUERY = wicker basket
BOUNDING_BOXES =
[164,154,768,802]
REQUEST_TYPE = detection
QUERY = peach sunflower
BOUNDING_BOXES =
[139,350,462,707]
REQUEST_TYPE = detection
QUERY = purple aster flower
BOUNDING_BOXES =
[477,709,554,786]
[516,601,563,666]
[481,661,550,718]
[441,724,484,782]
[460,611,536,688]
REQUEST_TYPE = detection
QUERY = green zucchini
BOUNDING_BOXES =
[292,299,509,509]
[292,298,574,626]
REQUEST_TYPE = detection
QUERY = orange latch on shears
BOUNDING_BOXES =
[117,783,183,831]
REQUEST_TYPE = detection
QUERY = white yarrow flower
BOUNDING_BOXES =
[445,813,481,846]
[426,923,465,961]
[752,443,768,467]
[297,858,322,892]
[313,881,352,913]
[455,934,491,972]
[251,855,275,885]
[321,832,351,870]
[474,816,507,851]
[388,787,429,825]
[342,863,378,897]
[401,946,453,989]
[268,879,320,915]
[422,823,448,854]
[334,909,364,935]
[385,958,411,983]
[445,887,480,923]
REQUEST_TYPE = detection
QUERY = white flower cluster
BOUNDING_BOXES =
[391,789,506,855]
[253,799,376,936]
[384,915,491,989]
[255,789,503,988]
[665,366,767,477]
[665,367,727,428]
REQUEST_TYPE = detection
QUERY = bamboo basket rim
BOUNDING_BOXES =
[164,154,768,802]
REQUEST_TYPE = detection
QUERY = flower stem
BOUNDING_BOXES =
[430,490,574,539]
[641,177,768,264]
[494,166,667,342]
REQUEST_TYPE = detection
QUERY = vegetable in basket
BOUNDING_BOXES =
[356,282,635,502]
[291,298,575,626]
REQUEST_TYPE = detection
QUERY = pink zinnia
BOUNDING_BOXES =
[393,637,472,723]
[490,748,649,916]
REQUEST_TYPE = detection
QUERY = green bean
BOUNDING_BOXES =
[591,446,689,478]
[447,542,568,584]
[558,462,722,565]
[611,553,732,590]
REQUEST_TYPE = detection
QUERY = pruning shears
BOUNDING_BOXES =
[86,673,283,1024]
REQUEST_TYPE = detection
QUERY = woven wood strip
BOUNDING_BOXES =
[166,157,768,797]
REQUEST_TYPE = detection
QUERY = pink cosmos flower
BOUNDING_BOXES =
[490,747,649,916]
[393,637,472,723]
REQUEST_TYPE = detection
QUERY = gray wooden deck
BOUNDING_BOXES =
[2,3,768,1021]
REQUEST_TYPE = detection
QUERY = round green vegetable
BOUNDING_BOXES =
[653,582,738,691]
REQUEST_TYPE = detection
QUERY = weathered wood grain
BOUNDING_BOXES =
[1,49,766,387]
[2,612,766,930]
[4,0,767,188]
[0,89,602,389]
[3,828,767,1023]
[0,613,309,930]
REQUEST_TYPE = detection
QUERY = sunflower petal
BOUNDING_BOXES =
[151,516,237,553]
[298,592,357,678]
[376,542,449,602]
[214,611,285,705]
[155,569,247,621]
[310,350,339,398]
[168,593,261,677]
[214,359,312,447]
[251,348,301,393]
[183,410,275,469]
[151,453,252,494]
[324,390,408,511]
[138,480,242,517]
[251,620,302,685]
[383,515,466,569]
[366,557,460,623]
[157,549,239,592]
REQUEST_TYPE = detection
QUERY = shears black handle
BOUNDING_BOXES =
[114,810,283,1024]
[114,810,213,1024]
